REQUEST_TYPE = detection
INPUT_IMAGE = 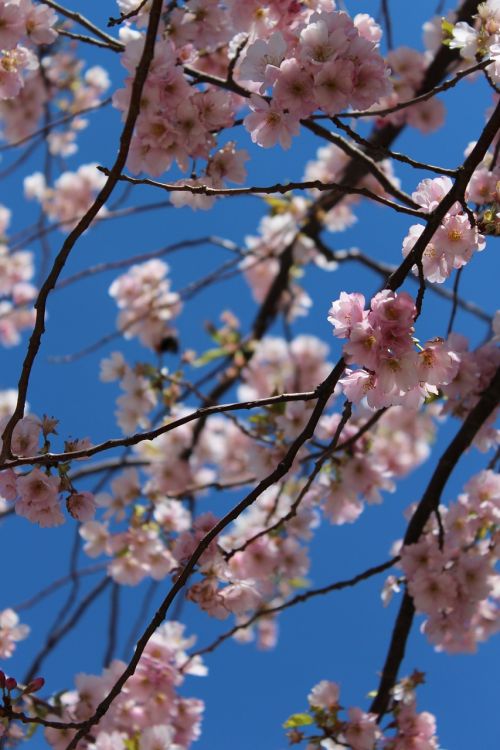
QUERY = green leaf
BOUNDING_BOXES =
[124,737,139,750]
[192,347,226,367]
[441,19,455,35]
[288,577,310,590]
[283,713,314,728]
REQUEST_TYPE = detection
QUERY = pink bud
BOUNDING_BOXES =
[5,678,17,691]
[0,671,5,689]
[23,677,45,694]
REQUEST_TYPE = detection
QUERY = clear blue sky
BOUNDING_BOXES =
[1,2,498,749]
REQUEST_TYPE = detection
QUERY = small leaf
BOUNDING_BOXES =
[441,19,455,35]
[192,347,226,367]
[283,713,314,729]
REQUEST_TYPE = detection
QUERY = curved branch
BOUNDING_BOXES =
[0,0,164,462]
[370,365,500,717]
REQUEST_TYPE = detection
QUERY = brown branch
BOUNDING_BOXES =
[187,557,399,665]
[380,0,394,50]
[103,583,120,667]
[24,576,111,685]
[0,0,164,462]
[55,236,241,291]
[297,121,420,209]
[39,0,124,51]
[307,407,389,462]
[330,116,457,177]
[389,98,500,291]
[108,0,150,27]
[225,400,352,560]
[447,267,463,337]
[9,201,173,252]
[336,247,492,324]
[64,359,346,748]
[13,563,106,612]
[0,707,82,732]
[98,168,425,217]
[0,390,321,470]
[56,28,120,50]
[337,59,490,119]
[370,365,500,717]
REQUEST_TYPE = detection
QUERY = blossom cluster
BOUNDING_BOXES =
[0,414,96,526]
[402,176,486,283]
[0,205,36,346]
[0,463,96,527]
[400,470,500,653]
[43,622,205,750]
[24,163,107,231]
[315,404,435,525]
[369,23,446,133]
[109,259,182,351]
[329,290,460,408]
[89,331,439,636]
[241,10,391,148]
[113,29,240,177]
[284,676,439,750]
[1,52,110,151]
[449,0,500,84]
[0,608,29,659]
[0,0,57,100]
[304,142,401,231]
[111,3,391,179]
[439,333,500,450]
[239,133,403,316]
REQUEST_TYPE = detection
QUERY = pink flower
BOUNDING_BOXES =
[345,707,380,750]
[369,290,416,335]
[328,292,366,338]
[314,59,354,114]
[0,3,25,50]
[354,13,383,44]
[340,369,376,404]
[417,339,460,386]
[0,609,29,658]
[308,680,340,709]
[239,31,286,86]
[16,466,60,506]
[273,58,315,117]
[67,492,96,522]
[9,414,40,457]
[244,95,300,149]
[343,320,380,370]
[23,2,58,45]
[220,580,261,615]
[412,177,454,212]
[299,13,353,65]
[0,468,17,501]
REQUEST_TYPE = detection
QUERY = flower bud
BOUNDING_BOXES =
[23,677,45,694]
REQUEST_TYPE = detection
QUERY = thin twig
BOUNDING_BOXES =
[39,0,124,50]
[336,60,491,120]
[0,0,164,461]
[108,0,149,27]
[98,168,425,217]
[57,28,120,50]
[103,583,120,667]
[186,557,399,664]
[1,390,321,470]
[447,267,463,337]
[0,99,111,152]
[370,366,500,717]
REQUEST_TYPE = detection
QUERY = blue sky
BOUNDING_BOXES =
[0,1,498,749]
